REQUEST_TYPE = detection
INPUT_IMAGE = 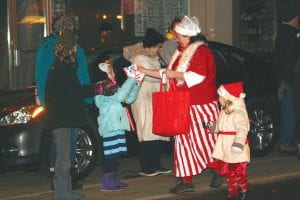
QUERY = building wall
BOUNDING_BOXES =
[190,0,234,45]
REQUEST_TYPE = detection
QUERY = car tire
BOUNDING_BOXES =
[247,101,277,157]
[73,125,100,181]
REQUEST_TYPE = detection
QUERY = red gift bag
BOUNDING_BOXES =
[152,79,191,136]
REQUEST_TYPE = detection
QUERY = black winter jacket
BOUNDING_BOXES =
[44,59,94,130]
[274,23,300,86]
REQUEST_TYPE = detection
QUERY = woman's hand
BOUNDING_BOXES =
[135,71,145,84]
[166,69,184,80]
[166,69,176,78]
[136,65,161,79]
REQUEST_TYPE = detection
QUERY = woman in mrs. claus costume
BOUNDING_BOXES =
[137,15,222,194]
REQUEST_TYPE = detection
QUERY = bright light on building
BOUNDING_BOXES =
[116,15,123,20]
[102,15,107,20]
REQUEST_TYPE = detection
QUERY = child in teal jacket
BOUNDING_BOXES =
[94,63,141,191]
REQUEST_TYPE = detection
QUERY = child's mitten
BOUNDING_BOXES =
[231,140,245,153]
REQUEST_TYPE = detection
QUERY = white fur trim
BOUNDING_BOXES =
[239,93,246,98]
[218,85,246,101]
[217,85,229,98]
[168,42,204,86]
[184,71,205,88]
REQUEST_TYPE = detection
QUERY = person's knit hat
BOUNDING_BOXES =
[98,54,121,73]
[53,14,74,33]
[217,82,246,101]
[142,28,165,48]
[56,29,78,51]
[281,1,300,22]
[98,62,110,73]
[94,79,118,96]
[174,15,201,36]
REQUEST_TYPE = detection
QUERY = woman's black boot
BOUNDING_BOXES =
[70,167,83,190]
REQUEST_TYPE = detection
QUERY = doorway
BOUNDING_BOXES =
[6,0,51,89]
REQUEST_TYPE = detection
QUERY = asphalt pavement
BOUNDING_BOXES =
[1,151,300,200]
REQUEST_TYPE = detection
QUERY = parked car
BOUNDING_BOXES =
[0,41,279,180]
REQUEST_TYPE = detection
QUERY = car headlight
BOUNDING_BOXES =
[0,105,44,126]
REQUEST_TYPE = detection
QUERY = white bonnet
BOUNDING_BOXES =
[174,15,201,36]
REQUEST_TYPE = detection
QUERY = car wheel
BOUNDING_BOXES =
[39,125,100,181]
[247,102,277,157]
[73,125,99,181]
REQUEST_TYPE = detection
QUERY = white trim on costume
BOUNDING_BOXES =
[184,71,205,88]
[167,41,204,86]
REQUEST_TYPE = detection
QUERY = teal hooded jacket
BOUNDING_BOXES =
[94,78,140,136]
[35,33,92,105]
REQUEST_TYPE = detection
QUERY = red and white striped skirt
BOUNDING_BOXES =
[174,101,219,177]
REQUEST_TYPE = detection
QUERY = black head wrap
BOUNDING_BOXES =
[142,28,165,48]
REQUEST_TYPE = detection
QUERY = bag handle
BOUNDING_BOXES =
[169,78,177,91]
[159,77,177,92]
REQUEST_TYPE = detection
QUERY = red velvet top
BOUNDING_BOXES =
[171,44,217,105]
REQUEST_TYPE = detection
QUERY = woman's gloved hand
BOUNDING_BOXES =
[231,141,244,154]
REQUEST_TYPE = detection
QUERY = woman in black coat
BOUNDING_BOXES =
[44,29,95,200]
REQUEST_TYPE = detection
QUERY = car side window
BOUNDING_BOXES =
[212,48,246,86]
[218,49,246,84]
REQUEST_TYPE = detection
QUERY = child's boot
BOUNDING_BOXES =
[239,191,248,200]
[100,172,122,191]
[112,171,129,188]
[237,175,249,200]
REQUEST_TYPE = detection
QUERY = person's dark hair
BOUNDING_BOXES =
[142,28,165,48]
[190,33,208,44]
[99,22,114,32]
[281,0,300,22]
[113,56,131,86]
[168,16,183,32]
